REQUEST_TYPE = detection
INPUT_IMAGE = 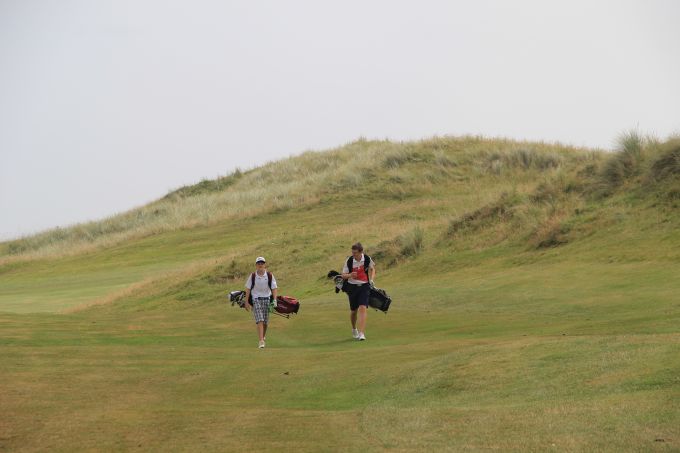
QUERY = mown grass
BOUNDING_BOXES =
[1,134,679,452]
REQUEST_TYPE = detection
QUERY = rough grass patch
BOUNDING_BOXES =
[433,151,457,168]
[599,131,646,190]
[600,155,630,188]
[372,226,425,268]
[446,192,523,237]
[205,259,251,285]
[509,149,562,170]
[164,169,244,200]
[649,139,680,182]
[531,181,564,204]
[530,215,571,249]
[381,147,430,169]
[486,149,562,174]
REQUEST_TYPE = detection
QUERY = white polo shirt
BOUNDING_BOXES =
[245,271,278,298]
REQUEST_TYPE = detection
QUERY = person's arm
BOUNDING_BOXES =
[244,288,251,311]
[341,262,356,280]
[244,275,252,311]
[369,266,376,283]
[271,275,278,301]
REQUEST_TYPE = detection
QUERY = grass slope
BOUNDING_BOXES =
[1,136,679,452]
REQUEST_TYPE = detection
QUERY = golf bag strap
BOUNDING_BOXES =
[346,255,371,275]
[250,272,273,289]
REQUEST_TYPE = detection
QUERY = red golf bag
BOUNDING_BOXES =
[273,295,300,318]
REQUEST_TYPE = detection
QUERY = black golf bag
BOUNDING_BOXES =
[327,270,392,313]
[368,286,391,313]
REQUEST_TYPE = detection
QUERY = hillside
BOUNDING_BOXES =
[1,135,679,452]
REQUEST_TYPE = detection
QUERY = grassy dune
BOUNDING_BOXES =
[1,135,679,452]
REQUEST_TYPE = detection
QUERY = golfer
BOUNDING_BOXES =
[341,242,375,341]
[244,256,278,349]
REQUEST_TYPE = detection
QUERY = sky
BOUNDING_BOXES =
[1,1,679,240]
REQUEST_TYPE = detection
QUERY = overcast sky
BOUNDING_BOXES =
[1,0,679,240]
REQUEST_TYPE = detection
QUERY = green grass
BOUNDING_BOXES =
[1,135,679,452]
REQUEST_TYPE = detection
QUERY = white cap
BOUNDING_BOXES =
[255,256,266,263]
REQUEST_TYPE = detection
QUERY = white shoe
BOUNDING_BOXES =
[358,332,366,341]
[352,329,360,339]
[258,340,265,349]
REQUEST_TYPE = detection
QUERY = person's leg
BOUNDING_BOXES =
[253,299,267,346]
[348,286,359,330]
[262,300,269,341]
[357,284,369,338]
[257,322,265,341]
[357,305,367,334]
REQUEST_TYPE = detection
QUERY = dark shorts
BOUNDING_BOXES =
[347,283,370,311]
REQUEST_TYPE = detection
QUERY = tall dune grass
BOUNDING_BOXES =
[1,136,600,262]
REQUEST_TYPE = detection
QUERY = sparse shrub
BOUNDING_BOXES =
[386,184,410,201]
[446,192,522,237]
[601,156,628,187]
[360,167,378,180]
[488,159,503,175]
[205,259,249,284]
[576,163,599,180]
[530,215,570,249]
[619,130,644,159]
[600,131,646,189]
[433,151,457,168]
[649,139,680,181]
[643,138,680,202]
[507,149,530,169]
[166,169,244,199]
[381,146,429,169]
[399,226,424,257]
[666,185,680,200]
[532,181,563,203]
[383,152,410,169]
[530,173,585,202]
[372,226,425,268]
[510,149,557,170]
[7,242,26,255]
[486,149,562,174]
[371,240,400,268]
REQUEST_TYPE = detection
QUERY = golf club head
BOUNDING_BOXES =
[229,290,246,307]
[333,275,344,293]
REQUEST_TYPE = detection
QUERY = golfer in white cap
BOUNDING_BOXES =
[244,256,278,348]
